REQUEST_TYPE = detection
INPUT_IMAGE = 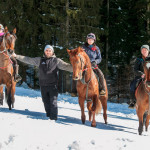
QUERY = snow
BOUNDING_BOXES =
[0,85,150,150]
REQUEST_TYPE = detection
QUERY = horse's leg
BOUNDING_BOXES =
[6,84,12,110]
[0,86,4,105]
[88,110,92,121]
[11,81,16,108]
[79,97,86,124]
[145,114,150,132]
[87,102,93,121]
[136,106,145,135]
[91,95,97,127]
[100,96,107,124]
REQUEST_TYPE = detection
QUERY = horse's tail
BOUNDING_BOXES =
[95,98,102,115]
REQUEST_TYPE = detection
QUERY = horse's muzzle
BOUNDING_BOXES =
[73,76,80,80]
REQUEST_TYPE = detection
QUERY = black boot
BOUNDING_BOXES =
[71,80,78,97]
[97,68,106,95]
[128,92,136,109]
[14,65,22,82]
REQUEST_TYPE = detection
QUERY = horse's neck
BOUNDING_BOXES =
[84,63,93,82]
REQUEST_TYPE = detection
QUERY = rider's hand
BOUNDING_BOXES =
[141,74,145,78]
[91,61,97,68]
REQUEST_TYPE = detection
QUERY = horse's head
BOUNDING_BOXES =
[0,26,17,53]
[143,57,150,87]
[67,47,87,80]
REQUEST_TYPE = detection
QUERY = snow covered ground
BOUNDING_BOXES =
[0,84,150,150]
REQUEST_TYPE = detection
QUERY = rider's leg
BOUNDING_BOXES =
[95,68,106,95]
[71,80,77,97]
[11,57,22,82]
[128,91,136,108]
[128,78,138,108]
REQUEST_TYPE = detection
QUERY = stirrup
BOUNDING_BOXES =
[71,93,77,97]
[14,74,22,82]
[128,102,136,109]
[100,90,106,95]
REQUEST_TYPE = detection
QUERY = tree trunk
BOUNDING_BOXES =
[147,0,150,43]
[106,0,109,73]
[66,0,69,47]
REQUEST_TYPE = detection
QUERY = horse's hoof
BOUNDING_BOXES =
[138,128,143,135]
[91,123,97,127]
[82,120,85,124]
[105,121,108,124]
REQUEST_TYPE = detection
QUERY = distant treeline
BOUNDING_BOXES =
[0,0,149,102]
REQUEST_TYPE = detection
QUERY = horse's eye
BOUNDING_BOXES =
[76,61,79,64]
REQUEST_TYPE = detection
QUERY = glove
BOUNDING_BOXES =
[91,61,97,68]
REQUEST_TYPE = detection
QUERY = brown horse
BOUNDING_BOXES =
[135,56,150,135]
[0,27,17,110]
[67,47,108,127]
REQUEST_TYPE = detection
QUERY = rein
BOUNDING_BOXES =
[77,53,94,102]
[0,34,13,69]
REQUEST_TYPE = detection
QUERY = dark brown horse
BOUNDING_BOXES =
[0,27,17,110]
[135,57,150,135]
[67,47,108,127]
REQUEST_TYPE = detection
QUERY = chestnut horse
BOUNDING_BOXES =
[67,47,108,127]
[135,57,150,135]
[0,27,17,110]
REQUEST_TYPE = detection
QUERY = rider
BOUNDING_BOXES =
[129,44,149,108]
[0,24,22,82]
[82,33,105,95]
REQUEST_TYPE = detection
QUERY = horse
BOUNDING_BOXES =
[0,27,17,110]
[67,47,108,127]
[135,56,150,135]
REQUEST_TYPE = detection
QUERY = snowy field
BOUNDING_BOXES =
[0,84,150,150]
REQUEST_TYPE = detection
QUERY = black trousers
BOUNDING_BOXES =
[40,85,58,120]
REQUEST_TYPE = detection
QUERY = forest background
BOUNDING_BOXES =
[0,0,149,103]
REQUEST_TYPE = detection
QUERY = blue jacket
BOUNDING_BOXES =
[82,44,102,64]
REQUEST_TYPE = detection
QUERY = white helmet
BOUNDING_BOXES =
[0,24,4,30]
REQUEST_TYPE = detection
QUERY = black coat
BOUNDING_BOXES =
[39,57,58,86]
[134,57,145,78]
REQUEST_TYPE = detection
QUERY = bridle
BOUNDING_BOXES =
[77,53,95,102]
[0,32,16,69]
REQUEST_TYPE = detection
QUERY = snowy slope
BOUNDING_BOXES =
[0,85,150,150]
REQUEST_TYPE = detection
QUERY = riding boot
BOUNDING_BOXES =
[128,92,136,109]
[96,68,106,95]
[71,80,78,97]
[14,65,22,82]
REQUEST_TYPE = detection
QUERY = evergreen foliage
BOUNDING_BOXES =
[0,0,149,101]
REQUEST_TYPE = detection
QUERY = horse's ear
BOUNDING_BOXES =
[4,26,8,33]
[76,47,83,54]
[67,49,71,55]
[13,28,16,34]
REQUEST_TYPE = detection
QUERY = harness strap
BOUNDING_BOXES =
[0,34,13,69]
[82,70,94,102]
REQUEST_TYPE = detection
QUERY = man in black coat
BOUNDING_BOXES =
[13,45,72,120]
[129,45,149,108]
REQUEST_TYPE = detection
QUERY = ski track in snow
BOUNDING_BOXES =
[0,86,150,150]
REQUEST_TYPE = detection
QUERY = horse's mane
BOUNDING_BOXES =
[69,47,91,66]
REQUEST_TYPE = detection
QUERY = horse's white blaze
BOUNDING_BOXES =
[146,63,150,69]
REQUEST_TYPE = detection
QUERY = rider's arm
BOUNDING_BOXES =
[134,58,144,77]
[16,55,41,67]
[95,46,102,64]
